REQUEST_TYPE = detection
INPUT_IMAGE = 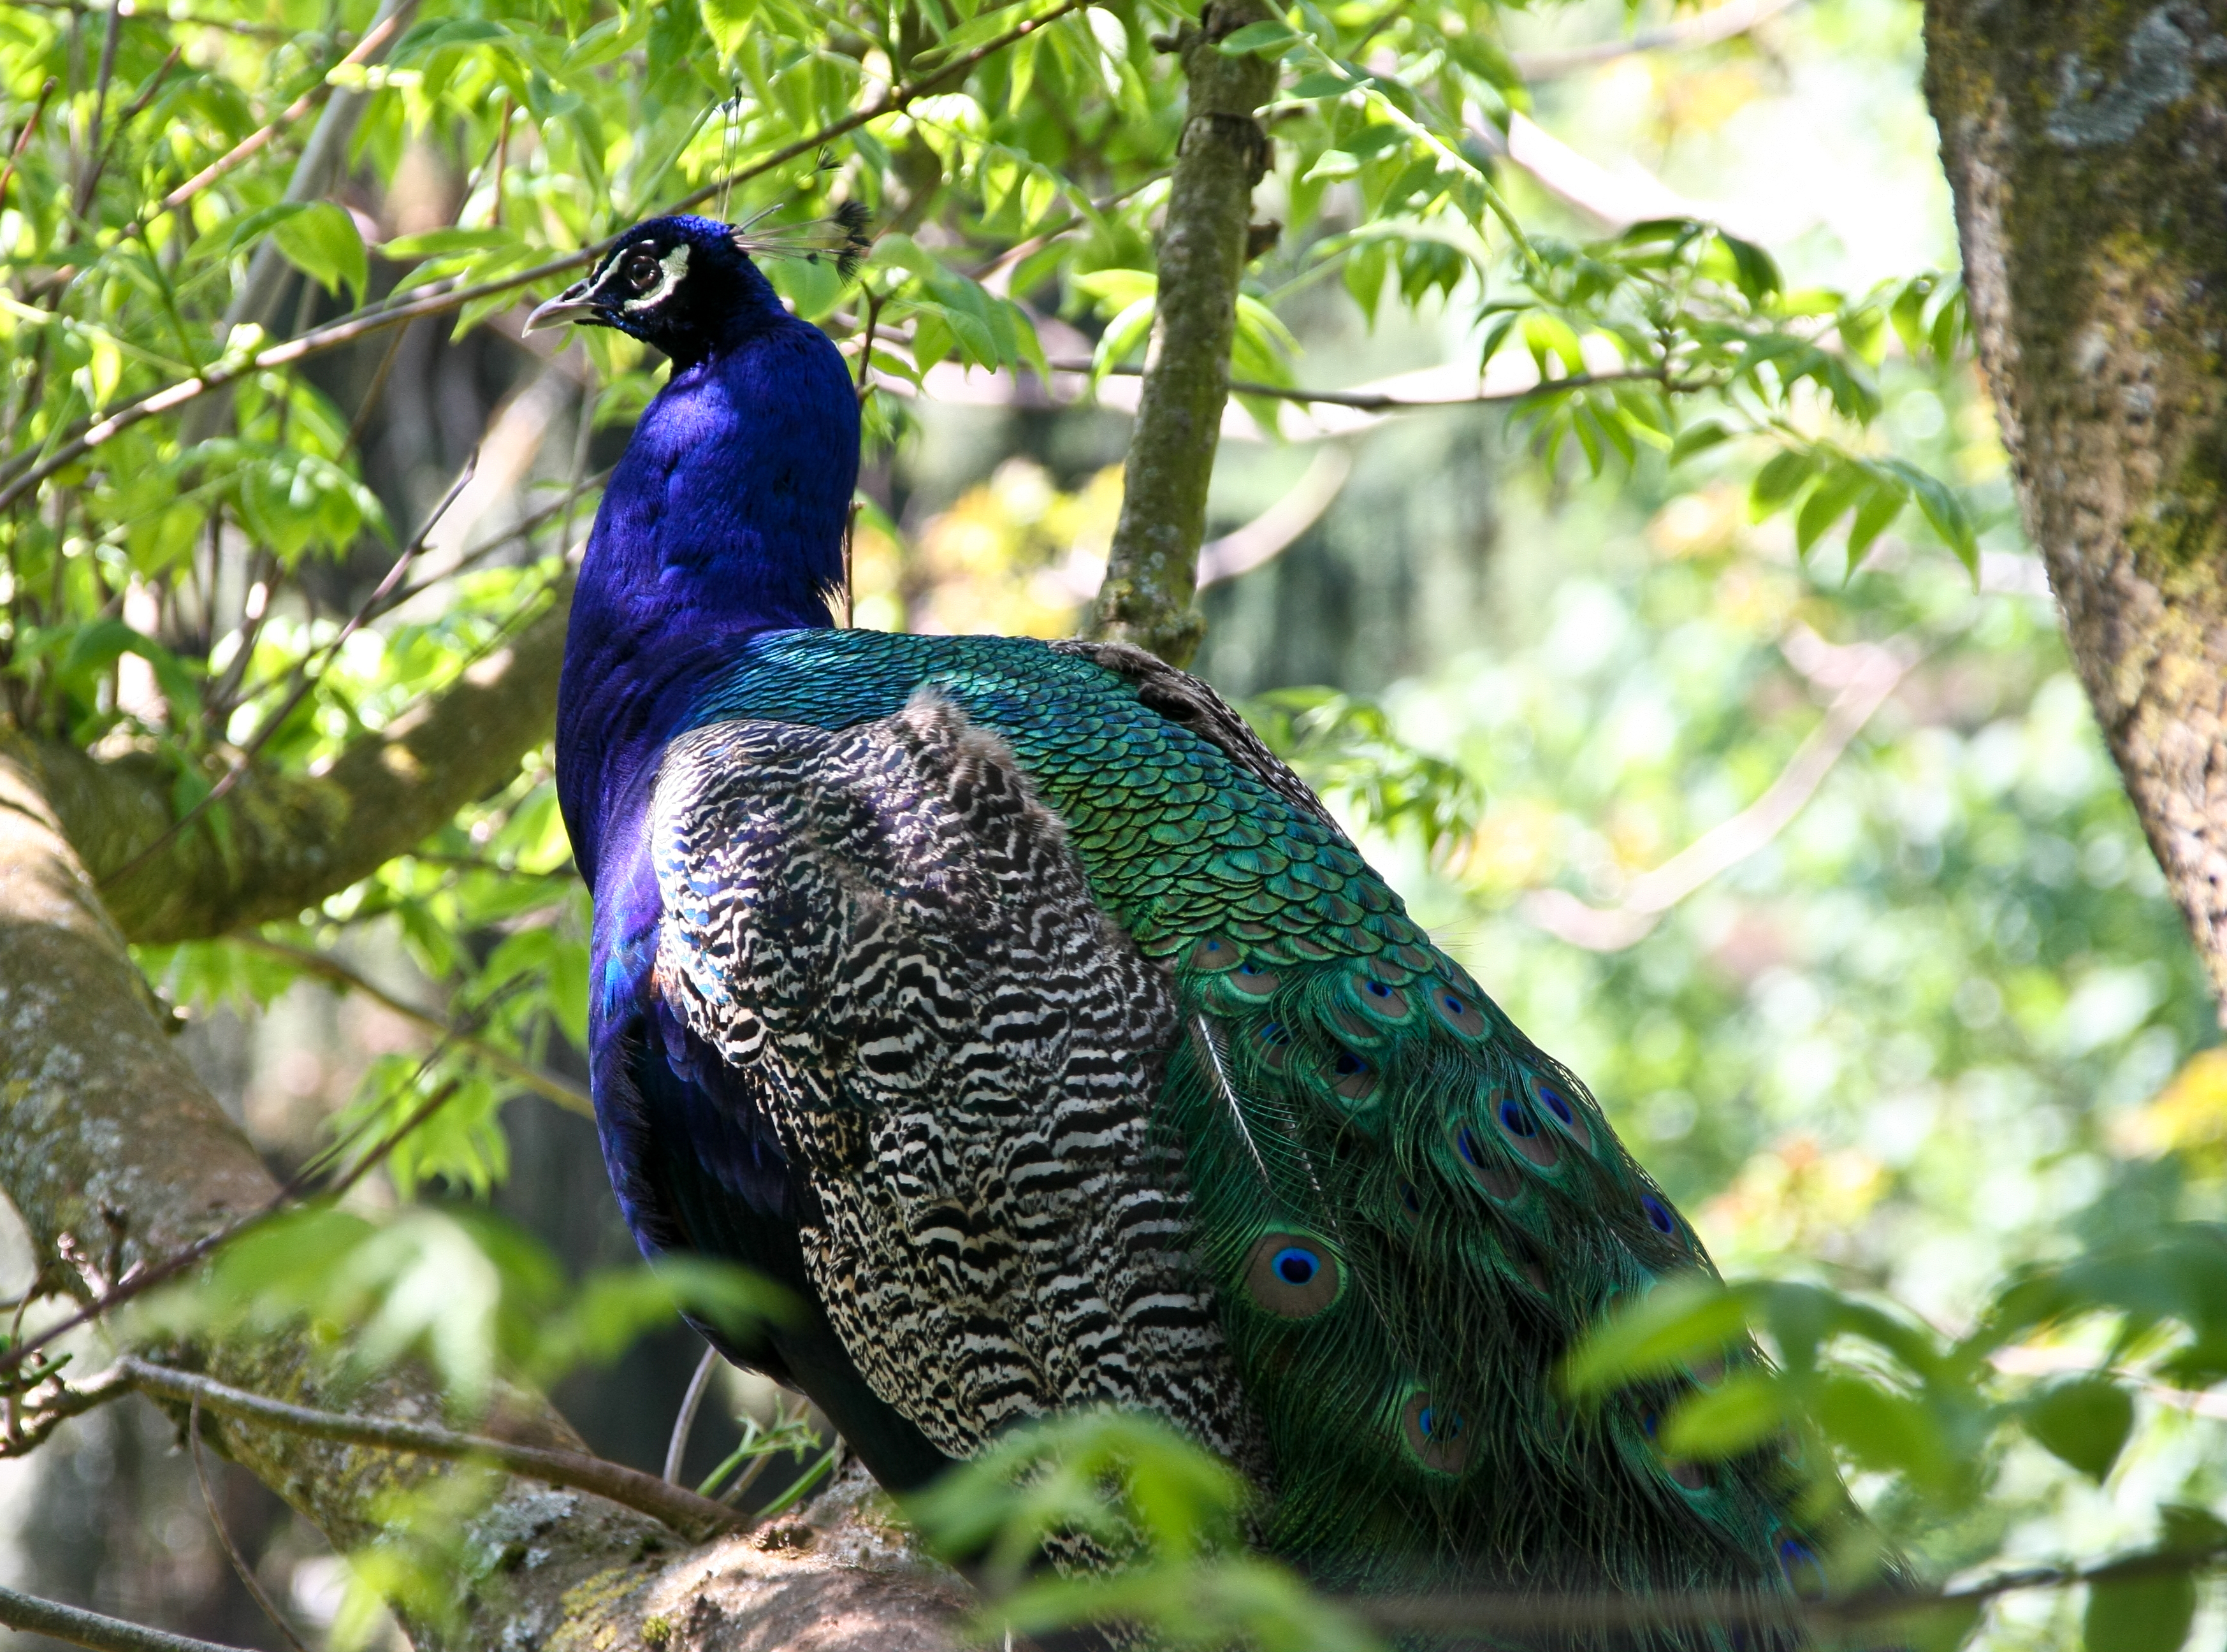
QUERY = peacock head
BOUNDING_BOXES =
[524,206,868,367]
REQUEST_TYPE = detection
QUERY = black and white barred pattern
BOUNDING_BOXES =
[651,690,1261,1469]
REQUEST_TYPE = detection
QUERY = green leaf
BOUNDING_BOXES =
[699,0,756,59]
[1669,419,1732,465]
[1660,1371,1787,1459]
[2085,1574,2196,1652]
[1794,459,1873,557]
[1750,447,1817,517]
[1718,232,1781,305]
[1561,1277,1750,1396]
[1883,459,1978,570]
[273,202,368,305]
[1217,19,1298,55]
[2023,1379,2135,1481]
[1844,474,1907,571]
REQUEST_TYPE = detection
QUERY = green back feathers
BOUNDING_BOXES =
[704,628,1807,1600]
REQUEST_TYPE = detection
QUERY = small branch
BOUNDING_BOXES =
[0,1585,253,1652]
[665,1343,720,1484]
[1358,1537,2227,1637]
[1089,0,1280,665]
[1511,0,1803,81]
[0,0,1098,516]
[1196,444,1352,588]
[138,4,409,228]
[234,934,595,1120]
[1520,629,1919,950]
[191,1400,313,1652]
[124,1359,748,1540]
[1050,358,1674,412]
[0,78,60,217]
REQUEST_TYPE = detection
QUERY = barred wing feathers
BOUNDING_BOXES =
[674,629,1806,1599]
[649,693,1259,1470]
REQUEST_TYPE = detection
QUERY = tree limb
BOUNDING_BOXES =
[126,1358,746,1539]
[8,569,573,945]
[0,1584,254,1652]
[1922,2,2227,1008]
[1089,0,1280,667]
[0,743,968,1652]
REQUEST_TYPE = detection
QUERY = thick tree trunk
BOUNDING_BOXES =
[0,746,966,1651]
[1923,2,2227,1004]
[1090,0,1278,667]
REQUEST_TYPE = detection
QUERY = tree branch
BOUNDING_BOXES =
[232,934,594,1118]
[126,1358,746,1539]
[1089,0,1280,666]
[0,743,968,1652]
[0,0,1101,516]
[9,569,573,944]
[1519,628,1919,950]
[0,1584,254,1652]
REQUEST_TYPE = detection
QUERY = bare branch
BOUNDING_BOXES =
[132,1359,747,1540]
[0,1584,255,1652]
[1520,629,1919,950]
[233,934,593,1119]
[1511,0,1803,82]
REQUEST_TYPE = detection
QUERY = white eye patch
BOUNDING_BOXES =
[623,243,692,312]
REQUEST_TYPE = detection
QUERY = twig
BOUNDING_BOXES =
[136,5,409,227]
[0,78,60,217]
[0,1077,461,1379]
[665,1343,720,1484]
[76,45,182,219]
[1520,629,1920,950]
[191,1400,313,1652]
[124,1359,748,1539]
[101,453,478,888]
[663,0,1099,221]
[1512,0,1803,81]
[0,0,1098,513]
[1048,358,1672,410]
[1356,1537,2227,1637]
[234,934,595,1120]
[72,0,128,221]
[0,1584,252,1652]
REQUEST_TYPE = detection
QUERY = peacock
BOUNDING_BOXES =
[526,212,1822,1616]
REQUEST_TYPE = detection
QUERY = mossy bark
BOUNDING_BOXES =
[0,746,966,1651]
[1924,2,2227,1004]
[7,570,572,946]
[1091,0,1278,667]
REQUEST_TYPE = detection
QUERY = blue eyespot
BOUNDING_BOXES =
[1539,1085,1574,1125]
[1456,1128,1483,1165]
[1498,1099,1538,1138]
[1333,1050,1368,1076]
[1443,993,1465,1015]
[1239,962,1266,976]
[1272,1247,1319,1286]
[1400,1181,1422,1214]
[1643,1195,1677,1236]
[1365,980,1393,999]
[1261,1022,1289,1045]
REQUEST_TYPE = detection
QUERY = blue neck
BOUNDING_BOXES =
[556,316,859,886]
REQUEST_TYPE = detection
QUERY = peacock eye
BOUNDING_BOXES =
[621,247,662,290]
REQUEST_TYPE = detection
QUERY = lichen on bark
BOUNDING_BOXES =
[1924,0,2227,1005]
[0,744,966,1651]
[1089,0,1279,668]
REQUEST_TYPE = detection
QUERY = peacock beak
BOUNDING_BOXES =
[524,277,606,333]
